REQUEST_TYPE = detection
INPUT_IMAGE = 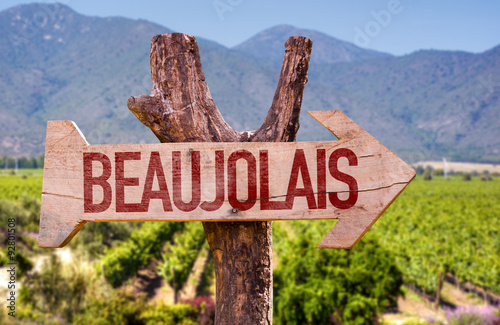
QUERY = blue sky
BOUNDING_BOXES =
[1,0,500,55]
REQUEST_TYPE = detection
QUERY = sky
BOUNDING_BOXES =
[1,0,500,55]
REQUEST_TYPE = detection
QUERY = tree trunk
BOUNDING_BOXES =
[172,266,178,304]
[128,33,312,324]
[434,271,443,311]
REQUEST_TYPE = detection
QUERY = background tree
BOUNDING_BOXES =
[158,222,206,303]
[273,221,403,325]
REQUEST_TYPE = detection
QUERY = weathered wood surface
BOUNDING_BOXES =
[39,111,415,248]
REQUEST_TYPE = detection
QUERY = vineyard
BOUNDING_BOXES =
[373,176,500,296]
[0,171,499,323]
[0,172,43,200]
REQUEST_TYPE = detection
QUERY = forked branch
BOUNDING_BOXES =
[128,33,312,144]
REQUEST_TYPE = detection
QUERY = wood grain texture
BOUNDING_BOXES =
[39,111,415,249]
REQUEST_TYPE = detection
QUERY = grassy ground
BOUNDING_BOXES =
[0,172,43,201]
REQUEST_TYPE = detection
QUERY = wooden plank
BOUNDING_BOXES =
[39,110,415,248]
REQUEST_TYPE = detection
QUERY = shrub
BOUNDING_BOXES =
[480,173,493,181]
[101,221,183,287]
[181,296,215,325]
[274,222,403,325]
[139,303,199,325]
[72,289,146,325]
[19,253,98,323]
[158,222,206,302]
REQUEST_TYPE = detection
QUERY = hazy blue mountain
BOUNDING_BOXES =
[1,3,499,163]
[233,24,392,65]
[301,47,500,162]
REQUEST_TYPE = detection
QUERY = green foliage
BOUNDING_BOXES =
[20,253,100,323]
[71,289,145,325]
[0,174,43,201]
[70,221,140,257]
[139,303,199,325]
[273,221,403,325]
[462,173,472,181]
[101,221,183,287]
[158,222,206,301]
[13,307,66,325]
[434,169,444,176]
[18,194,41,232]
[0,195,41,234]
[73,290,199,325]
[18,245,202,325]
[373,176,500,295]
[423,170,433,181]
[15,250,33,280]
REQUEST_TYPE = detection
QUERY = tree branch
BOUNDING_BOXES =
[128,33,241,143]
[251,36,312,142]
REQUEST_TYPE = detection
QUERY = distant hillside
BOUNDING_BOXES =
[1,3,499,163]
[302,47,500,162]
[0,3,164,154]
[233,24,392,65]
[0,3,276,155]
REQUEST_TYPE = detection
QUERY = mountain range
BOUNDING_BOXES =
[1,3,499,163]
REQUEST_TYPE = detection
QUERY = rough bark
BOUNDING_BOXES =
[128,33,312,325]
[128,33,241,143]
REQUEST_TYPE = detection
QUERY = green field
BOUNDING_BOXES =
[0,172,43,201]
[373,176,500,295]
[269,175,500,323]
[0,173,498,324]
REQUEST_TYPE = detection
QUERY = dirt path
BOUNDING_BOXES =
[382,282,499,324]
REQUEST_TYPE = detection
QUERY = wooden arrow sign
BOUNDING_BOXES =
[39,110,415,248]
